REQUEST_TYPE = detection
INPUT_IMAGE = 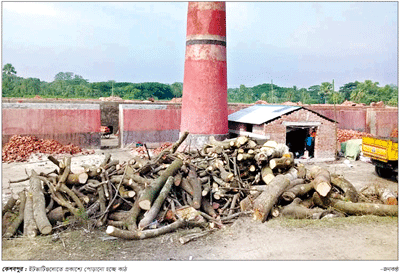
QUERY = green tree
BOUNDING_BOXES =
[285,88,296,102]
[170,82,183,98]
[339,82,358,101]
[54,72,73,81]
[307,85,322,103]
[2,63,17,76]
[328,91,345,104]
[350,80,379,104]
[319,82,333,103]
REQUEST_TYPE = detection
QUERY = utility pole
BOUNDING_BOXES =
[270,79,274,104]
[333,79,338,159]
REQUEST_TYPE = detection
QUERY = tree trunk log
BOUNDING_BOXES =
[278,198,325,219]
[209,136,232,150]
[180,177,194,196]
[47,206,66,225]
[30,175,52,235]
[269,153,294,170]
[124,196,142,231]
[296,164,307,179]
[138,158,183,210]
[138,176,174,230]
[201,197,217,218]
[309,166,332,197]
[253,174,290,222]
[261,165,274,185]
[230,136,249,148]
[281,183,314,203]
[188,169,202,209]
[313,192,398,216]
[285,178,306,191]
[23,191,38,237]
[330,174,359,203]
[334,199,397,216]
[240,193,261,211]
[4,190,26,238]
[2,192,18,216]
[65,173,88,185]
[107,219,205,240]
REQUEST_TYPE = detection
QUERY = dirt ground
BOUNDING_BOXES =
[2,144,399,268]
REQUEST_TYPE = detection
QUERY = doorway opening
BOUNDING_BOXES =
[286,126,317,158]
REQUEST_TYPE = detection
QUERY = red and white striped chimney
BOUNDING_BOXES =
[180,2,228,148]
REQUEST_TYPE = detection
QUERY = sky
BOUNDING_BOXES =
[2,1,398,89]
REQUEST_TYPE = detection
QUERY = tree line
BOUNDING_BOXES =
[2,63,398,106]
[228,81,398,106]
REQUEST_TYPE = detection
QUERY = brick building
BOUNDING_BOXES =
[228,104,337,160]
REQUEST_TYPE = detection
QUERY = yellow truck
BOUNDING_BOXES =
[362,136,398,178]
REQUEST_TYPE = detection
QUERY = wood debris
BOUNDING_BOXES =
[2,132,398,241]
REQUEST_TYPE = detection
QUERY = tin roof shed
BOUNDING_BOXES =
[228,104,335,125]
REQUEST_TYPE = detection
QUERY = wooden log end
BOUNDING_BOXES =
[262,174,275,185]
[139,200,151,211]
[316,182,331,197]
[40,226,52,235]
[192,201,201,210]
[79,173,89,184]
[386,197,398,205]
[106,226,115,235]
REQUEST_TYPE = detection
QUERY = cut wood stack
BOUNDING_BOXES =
[2,132,398,241]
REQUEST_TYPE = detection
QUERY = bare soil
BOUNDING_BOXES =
[2,147,398,264]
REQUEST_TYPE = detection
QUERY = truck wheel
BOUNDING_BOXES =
[375,166,392,178]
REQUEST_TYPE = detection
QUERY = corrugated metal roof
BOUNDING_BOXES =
[228,105,301,125]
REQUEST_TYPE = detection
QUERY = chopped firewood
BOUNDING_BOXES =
[277,198,325,219]
[2,192,18,217]
[139,158,183,210]
[261,165,274,185]
[30,174,52,235]
[330,174,359,203]
[138,176,175,230]
[3,132,395,242]
[64,173,89,185]
[312,192,398,216]
[47,206,66,225]
[24,191,38,237]
[188,169,202,209]
[360,182,398,205]
[253,174,291,222]
[4,190,26,238]
[281,183,314,203]
[309,166,332,197]
[269,152,294,170]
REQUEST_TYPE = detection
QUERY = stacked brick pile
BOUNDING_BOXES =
[337,129,372,144]
[2,135,86,163]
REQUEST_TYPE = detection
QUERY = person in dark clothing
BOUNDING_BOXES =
[305,129,316,157]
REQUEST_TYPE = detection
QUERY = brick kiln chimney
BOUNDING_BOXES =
[180,1,228,149]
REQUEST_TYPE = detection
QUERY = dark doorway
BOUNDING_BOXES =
[286,126,315,158]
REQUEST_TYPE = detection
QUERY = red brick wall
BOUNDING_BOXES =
[367,107,399,137]
[2,103,101,148]
[306,105,367,132]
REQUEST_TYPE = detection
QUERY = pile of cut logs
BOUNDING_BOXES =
[2,132,398,242]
